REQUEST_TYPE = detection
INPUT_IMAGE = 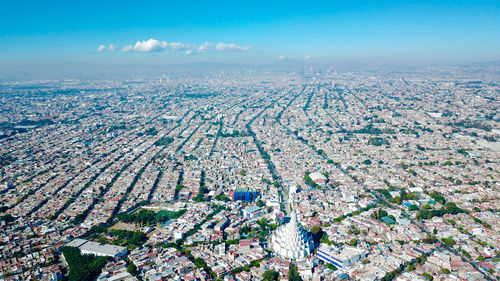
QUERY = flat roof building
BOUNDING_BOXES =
[66,238,127,258]
[215,219,229,231]
[242,205,262,219]
[317,245,367,269]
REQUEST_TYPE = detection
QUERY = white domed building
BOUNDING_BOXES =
[270,195,315,260]
[309,172,327,185]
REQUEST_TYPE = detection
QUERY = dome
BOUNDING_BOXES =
[309,172,327,185]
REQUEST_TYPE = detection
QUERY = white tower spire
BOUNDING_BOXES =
[270,189,315,260]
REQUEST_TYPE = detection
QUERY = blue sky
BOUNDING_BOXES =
[1,0,499,65]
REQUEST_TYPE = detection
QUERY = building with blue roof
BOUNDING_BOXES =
[317,245,367,269]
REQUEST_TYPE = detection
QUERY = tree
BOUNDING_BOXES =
[423,234,437,244]
[239,225,251,235]
[108,230,147,248]
[325,263,338,271]
[262,269,279,281]
[430,192,446,205]
[461,249,471,258]
[258,218,269,229]
[127,262,138,276]
[441,237,456,247]
[303,171,317,188]
[215,193,230,202]
[0,214,14,223]
[195,257,207,268]
[154,137,174,146]
[371,208,388,219]
[310,225,321,235]
[288,263,302,281]
[382,271,395,281]
[422,272,434,280]
[61,246,111,281]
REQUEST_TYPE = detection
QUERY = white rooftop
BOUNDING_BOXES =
[309,172,327,181]
[66,238,127,257]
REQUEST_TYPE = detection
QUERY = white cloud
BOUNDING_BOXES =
[197,42,213,52]
[278,55,286,60]
[215,42,251,52]
[98,44,118,52]
[121,45,132,52]
[304,54,317,60]
[107,44,117,52]
[123,38,168,52]
[169,42,191,51]
[115,39,251,54]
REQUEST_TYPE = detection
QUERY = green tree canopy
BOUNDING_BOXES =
[262,269,279,281]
